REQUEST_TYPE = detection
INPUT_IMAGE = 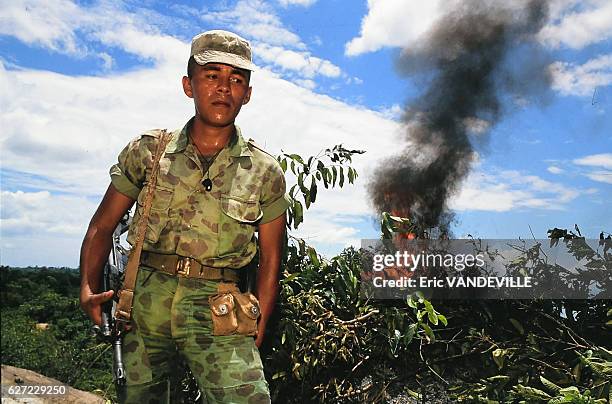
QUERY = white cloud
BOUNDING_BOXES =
[345,0,447,56]
[293,78,316,90]
[547,166,564,174]
[0,60,191,196]
[292,211,361,258]
[346,0,612,56]
[98,52,114,70]
[0,0,84,54]
[278,0,317,7]
[0,190,95,267]
[550,54,612,96]
[538,0,612,49]
[199,0,342,81]
[377,103,402,121]
[1,191,97,236]
[202,0,304,49]
[0,0,188,65]
[573,153,612,184]
[450,169,581,212]
[93,27,187,64]
[584,171,612,184]
[0,0,344,87]
[505,171,580,203]
[573,153,612,169]
[254,43,342,79]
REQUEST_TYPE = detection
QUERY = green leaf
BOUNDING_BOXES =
[420,322,435,342]
[339,167,344,187]
[381,213,394,239]
[272,371,287,380]
[310,177,317,204]
[293,200,303,229]
[405,323,418,344]
[509,318,524,335]
[287,153,304,164]
[539,376,561,395]
[487,375,510,384]
[492,349,507,370]
[279,158,287,172]
[437,314,448,326]
[572,362,582,382]
[512,385,551,399]
[348,167,355,183]
[405,388,421,399]
[307,247,320,266]
[559,386,580,396]
[331,166,337,187]
[424,300,438,325]
[289,184,297,198]
[322,168,330,188]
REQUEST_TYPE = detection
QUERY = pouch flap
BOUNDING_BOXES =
[209,293,235,317]
[234,292,260,320]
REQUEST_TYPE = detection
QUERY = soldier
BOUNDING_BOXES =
[79,30,288,403]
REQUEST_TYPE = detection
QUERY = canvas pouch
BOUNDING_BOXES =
[209,282,260,336]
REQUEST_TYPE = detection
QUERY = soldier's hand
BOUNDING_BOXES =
[80,289,114,326]
[255,322,265,348]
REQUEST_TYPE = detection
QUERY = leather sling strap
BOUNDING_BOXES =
[114,129,172,326]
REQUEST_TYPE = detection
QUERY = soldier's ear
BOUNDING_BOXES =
[182,76,193,98]
[242,87,252,105]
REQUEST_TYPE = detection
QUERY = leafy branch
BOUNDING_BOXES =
[278,144,365,229]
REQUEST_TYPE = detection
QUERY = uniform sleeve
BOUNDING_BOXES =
[259,161,291,224]
[109,136,149,200]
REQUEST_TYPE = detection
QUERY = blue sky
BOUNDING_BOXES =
[1,0,610,267]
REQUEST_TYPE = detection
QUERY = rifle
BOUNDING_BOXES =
[93,213,131,391]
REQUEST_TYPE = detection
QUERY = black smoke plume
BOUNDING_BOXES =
[369,0,551,234]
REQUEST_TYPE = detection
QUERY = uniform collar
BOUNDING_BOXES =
[230,126,253,158]
[165,117,253,158]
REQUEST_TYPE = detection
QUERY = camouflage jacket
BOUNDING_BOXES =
[109,118,290,269]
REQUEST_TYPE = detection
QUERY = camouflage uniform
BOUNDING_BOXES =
[110,118,289,403]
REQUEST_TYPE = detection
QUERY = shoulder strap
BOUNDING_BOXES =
[114,129,172,326]
[247,138,272,156]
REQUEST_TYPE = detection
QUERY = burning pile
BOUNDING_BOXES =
[370,0,551,236]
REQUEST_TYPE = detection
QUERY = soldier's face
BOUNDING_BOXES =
[182,63,252,128]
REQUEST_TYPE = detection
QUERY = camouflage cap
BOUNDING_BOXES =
[190,30,255,71]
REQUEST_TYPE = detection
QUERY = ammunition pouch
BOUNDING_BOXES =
[209,282,260,336]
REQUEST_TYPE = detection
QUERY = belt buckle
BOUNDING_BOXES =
[176,257,191,276]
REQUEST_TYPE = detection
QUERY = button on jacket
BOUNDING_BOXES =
[109,118,290,269]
